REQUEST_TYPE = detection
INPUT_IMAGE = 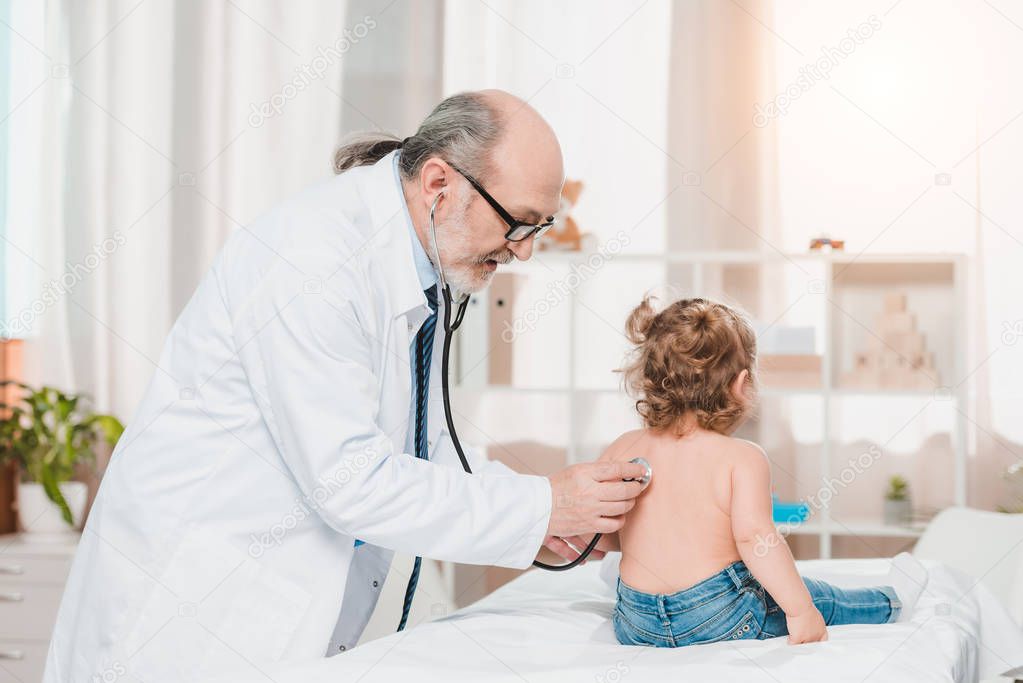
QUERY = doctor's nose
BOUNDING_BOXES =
[506,236,535,261]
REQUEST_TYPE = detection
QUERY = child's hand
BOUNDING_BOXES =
[785,607,828,644]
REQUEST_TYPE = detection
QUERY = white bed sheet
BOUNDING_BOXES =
[221,558,1023,682]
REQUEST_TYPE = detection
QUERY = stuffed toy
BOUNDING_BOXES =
[539,179,585,251]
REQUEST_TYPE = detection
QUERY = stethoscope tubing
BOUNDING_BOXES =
[429,191,600,571]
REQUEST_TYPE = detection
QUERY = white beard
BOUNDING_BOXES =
[426,190,498,296]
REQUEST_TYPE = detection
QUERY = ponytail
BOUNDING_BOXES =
[333,92,503,180]
[333,132,405,174]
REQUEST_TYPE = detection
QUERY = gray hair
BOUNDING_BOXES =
[332,92,503,182]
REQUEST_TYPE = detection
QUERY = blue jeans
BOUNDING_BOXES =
[613,561,900,647]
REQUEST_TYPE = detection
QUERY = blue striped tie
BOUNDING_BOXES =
[397,285,439,632]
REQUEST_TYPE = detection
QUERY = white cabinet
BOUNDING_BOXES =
[0,534,78,683]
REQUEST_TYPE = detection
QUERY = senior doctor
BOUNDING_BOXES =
[45,89,647,681]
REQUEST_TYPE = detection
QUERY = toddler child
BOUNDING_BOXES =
[602,296,928,647]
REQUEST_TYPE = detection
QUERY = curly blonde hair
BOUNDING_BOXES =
[620,296,758,436]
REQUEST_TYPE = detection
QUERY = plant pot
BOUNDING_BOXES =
[883,498,912,526]
[16,481,87,537]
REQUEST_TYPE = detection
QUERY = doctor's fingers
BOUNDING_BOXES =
[546,536,598,563]
[591,461,648,483]
[561,535,608,560]
[595,479,645,502]
[593,515,628,534]
[595,499,636,518]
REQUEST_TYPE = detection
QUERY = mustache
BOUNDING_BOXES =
[475,249,514,265]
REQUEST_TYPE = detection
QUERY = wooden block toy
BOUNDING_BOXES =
[876,311,915,335]
[883,292,907,313]
[759,354,822,389]
[839,291,940,390]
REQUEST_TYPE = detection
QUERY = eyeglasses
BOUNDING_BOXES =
[447,163,556,242]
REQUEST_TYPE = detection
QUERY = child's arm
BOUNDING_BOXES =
[730,442,828,644]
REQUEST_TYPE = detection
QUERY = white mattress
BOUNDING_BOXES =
[222,557,1023,682]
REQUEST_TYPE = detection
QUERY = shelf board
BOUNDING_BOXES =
[456,384,955,401]
[759,386,821,397]
[453,385,571,396]
[781,519,928,538]
[831,388,949,399]
[507,250,964,271]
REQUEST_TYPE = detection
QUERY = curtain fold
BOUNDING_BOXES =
[665,0,781,254]
[340,0,445,136]
[20,0,349,428]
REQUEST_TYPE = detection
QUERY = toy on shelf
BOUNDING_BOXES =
[809,236,845,252]
[756,324,821,389]
[840,292,938,390]
[759,354,822,389]
[539,179,589,252]
[772,495,810,524]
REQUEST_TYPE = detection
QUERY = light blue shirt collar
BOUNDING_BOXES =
[394,151,438,293]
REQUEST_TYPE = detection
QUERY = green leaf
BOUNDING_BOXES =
[87,415,125,446]
[40,463,74,526]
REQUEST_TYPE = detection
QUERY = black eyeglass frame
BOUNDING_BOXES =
[447,162,556,242]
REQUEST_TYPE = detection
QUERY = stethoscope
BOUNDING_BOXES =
[427,192,652,571]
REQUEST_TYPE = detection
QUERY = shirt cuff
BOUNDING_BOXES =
[494,473,552,570]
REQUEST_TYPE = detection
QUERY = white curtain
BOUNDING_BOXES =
[340,0,445,135]
[4,0,456,644]
[764,0,1023,515]
[15,0,349,425]
[665,0,782,254]
[974,2,1023,509]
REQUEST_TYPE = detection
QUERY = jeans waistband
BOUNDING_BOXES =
[617,561,751,614]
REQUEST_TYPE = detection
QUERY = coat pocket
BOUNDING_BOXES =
[126,526,313,679]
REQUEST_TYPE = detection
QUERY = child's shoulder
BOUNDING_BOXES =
[598,429,768,469]
[720,436,770,473]
[725,436,766,456]
[598,428,649,462]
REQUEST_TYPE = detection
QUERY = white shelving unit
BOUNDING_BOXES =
[454,250,967,559]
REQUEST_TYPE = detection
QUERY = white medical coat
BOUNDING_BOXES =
[43,152,552,682]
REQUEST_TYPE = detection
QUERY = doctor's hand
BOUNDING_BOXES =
[541,532,620,564]
[546,461,647,538]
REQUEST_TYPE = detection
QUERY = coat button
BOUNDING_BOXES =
[338,644,346,652]
[372,580,379,588]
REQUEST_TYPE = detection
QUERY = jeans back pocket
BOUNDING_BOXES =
[672,591,764,646]
[613,602,674,647]
[705,609,761,643]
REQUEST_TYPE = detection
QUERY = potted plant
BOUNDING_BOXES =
[0,382,123,536]
[883,474,912,525]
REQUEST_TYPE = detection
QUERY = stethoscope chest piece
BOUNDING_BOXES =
[624,457,653,490]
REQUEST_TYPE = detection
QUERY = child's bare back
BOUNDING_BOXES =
[601,425,764,594]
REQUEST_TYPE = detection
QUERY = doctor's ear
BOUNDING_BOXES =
[419,157,452,206]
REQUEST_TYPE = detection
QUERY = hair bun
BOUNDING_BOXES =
[619,296,759,437]
[691,305,713,331]
[625,296,658,344]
